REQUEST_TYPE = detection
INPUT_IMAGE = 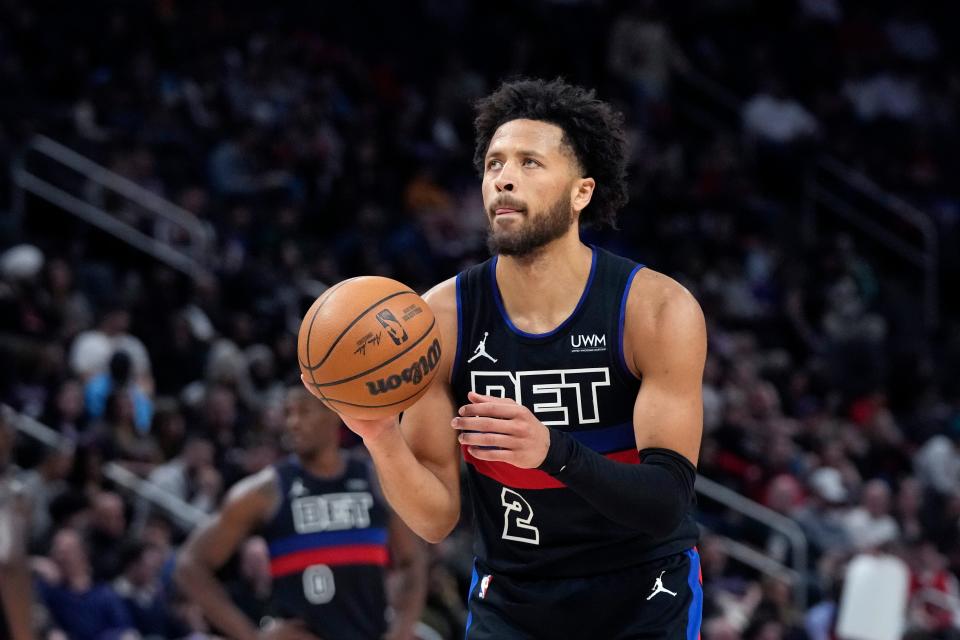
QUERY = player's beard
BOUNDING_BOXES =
[486,193,575,257]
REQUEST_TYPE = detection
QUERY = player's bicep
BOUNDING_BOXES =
[181,469,277,570]
[630,288,706,464]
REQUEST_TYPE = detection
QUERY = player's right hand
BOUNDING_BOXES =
[300,375,398,443]
[258,619,322,640]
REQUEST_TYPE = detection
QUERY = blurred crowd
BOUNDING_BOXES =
[1,0,960,639]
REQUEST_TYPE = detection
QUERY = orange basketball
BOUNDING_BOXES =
[297,276,442,419]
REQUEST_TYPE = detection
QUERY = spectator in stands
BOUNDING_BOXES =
[112,541,187,639]
[225,537,272,629]
[35,527,138,640]
[793,467,852,560]
[69,303,154,393]
[89,491,129,582]
[895,476,927,545]
[913,431,960,497]
[743,78,819,146]
[607,2,688,116]
[96,392,159,470]
[86,351,153,434]
[42,378,88,439]
[144,436,221,531]
[843,478,901,551]
[20,441,74,548]
[41,258,93,343]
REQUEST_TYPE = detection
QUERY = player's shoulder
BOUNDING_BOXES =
[421,277,458,362]
[224,464,281,511]
[422,276,457,319]
[625,267,705,344]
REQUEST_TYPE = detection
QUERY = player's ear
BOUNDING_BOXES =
[571,177,595,214]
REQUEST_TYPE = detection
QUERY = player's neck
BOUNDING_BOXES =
[495,234,593,334]
[299,447,345,478]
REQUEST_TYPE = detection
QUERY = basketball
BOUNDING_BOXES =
[297,276,442,419]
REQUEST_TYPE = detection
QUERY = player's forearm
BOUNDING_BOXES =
[364,428,459,543]
[538,433,696,537]
[0,560,34,640]
[174,556,260,640]
[387,555,428,637]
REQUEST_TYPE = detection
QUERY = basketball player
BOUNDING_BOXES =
[176,387,428,640]
[304,78,706,638]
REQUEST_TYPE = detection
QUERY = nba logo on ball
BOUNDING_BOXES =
[479,574,493,600]
[298,276,441,420]
[375,309,408,345]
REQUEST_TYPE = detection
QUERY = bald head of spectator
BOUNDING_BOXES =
[766,474,803,515]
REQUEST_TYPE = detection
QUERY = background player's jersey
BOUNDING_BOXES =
[451,246,699,578]
[259,455,389,639]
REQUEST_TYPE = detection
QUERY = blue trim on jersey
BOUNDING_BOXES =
[617,264,645,380]
[464,561,480,638]
[451,273,464,383]
[489,246,598,340]
[568,422,636,454]
[685,548,703,640]
[267,527,389,558]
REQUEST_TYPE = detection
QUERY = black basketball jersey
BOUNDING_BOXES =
[451,246,699,579]
[259,455,390,639]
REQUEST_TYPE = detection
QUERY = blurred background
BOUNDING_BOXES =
[1,0,959,638]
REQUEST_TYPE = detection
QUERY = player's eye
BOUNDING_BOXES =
[522,158,541,168]
[486,159,502,171]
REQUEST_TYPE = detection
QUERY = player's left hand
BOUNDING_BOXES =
[453,391,550,469]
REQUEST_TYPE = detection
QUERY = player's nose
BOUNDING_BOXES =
[494,164,517,192]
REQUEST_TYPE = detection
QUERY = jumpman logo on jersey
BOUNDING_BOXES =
[467,332,497,363]
[646,571,677,600]
[289,478,307,498]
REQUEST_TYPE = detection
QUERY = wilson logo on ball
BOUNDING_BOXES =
[365,338,441,396]
[375,309,409,345]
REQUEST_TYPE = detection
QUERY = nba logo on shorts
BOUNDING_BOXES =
[479,574,493,599]
[375,309,409,345]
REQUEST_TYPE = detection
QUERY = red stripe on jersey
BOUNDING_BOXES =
[462,445,640,490]
[269,544,389,577]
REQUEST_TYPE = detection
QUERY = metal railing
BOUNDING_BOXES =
[674,66,939,328]
[5,402,809,606]
[11,135,213,279]
[696,475,809,610]
[2,404,206,530]
[811,157,939,328]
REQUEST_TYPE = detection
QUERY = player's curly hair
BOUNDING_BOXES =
[473,78,629,229]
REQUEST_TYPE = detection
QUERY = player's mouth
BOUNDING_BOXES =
[495,207,523,216]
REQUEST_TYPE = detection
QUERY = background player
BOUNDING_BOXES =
[304,78,706,638]
[176,387,428,640]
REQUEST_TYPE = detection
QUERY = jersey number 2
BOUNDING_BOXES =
[501,488,540,545]
[303,564,336,604]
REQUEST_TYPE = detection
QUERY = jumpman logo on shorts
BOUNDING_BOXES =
[646,571,677,600]
[468,332,498,363]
